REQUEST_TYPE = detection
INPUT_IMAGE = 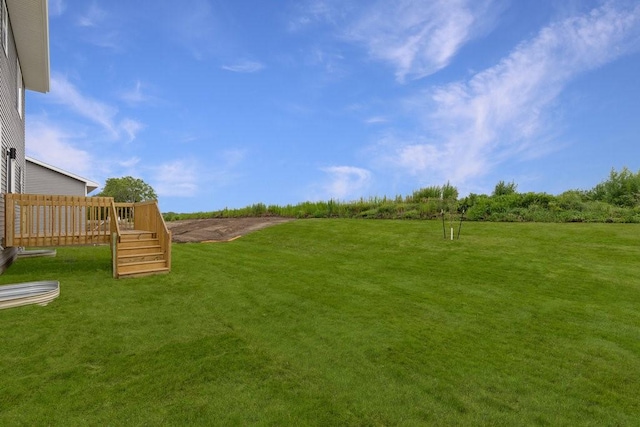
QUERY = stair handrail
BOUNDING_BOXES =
[109,199,122,278]
[130,200,171,274]
[109,199,122,238]
[152,202,172,273]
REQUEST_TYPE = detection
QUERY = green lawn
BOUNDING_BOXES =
[1,220,639,425]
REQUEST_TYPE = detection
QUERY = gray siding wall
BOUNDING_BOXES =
[26,161,87,196]
[0,2,25,247]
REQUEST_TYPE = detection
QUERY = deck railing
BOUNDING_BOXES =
[130,200,172,268]
[4,194,114,247]
[109,199,121,274]
[113,202,135,231]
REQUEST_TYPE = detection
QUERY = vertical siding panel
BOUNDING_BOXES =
[0,5,25,247]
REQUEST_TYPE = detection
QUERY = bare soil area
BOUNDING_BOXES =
[165,217,295,243]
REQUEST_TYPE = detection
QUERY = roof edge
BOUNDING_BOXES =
[26,156,100,192]
[7,0,51,93]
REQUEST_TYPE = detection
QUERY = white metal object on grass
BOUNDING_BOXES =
[0,281,60,310]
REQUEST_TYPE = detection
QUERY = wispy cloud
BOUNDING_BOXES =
[365,116,388,124]
[49,73,144,142]
[287,0,342,32]
[119,80,158,106]
[221,60,265,73]
[375,1,640,188]
[288,0,500,82]
[74,2,122,49]
[119,119,145,142]
[118,157,141,169]
[26,120,95,179]
[304,46,347,78]
[344,0,500,82]
[319,166,372,200]
[152,160,200,198]
[169,0,224,60]
[49,0,67,17]
[76,3,107,27]
[152,149,248,199]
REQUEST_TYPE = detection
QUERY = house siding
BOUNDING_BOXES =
[0,1,25,247]
[26,161,87,196]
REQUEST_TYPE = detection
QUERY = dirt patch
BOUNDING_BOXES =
[165,217,295,243]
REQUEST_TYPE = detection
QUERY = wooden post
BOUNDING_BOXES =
[112,232,118,278]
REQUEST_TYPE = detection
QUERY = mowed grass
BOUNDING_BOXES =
[1,220,639,425]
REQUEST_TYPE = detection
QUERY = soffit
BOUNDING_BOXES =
[6,0,50,93]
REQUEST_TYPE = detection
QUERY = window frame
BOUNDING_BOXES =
[1,0,7,57]
[16,57,23,118]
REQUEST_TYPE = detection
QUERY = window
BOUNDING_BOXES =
[16,58,22,118]
[1,0,7,57]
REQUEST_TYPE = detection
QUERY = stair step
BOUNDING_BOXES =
[117,259,168,275]
[118,239,159,249]
[118,266,170,278]
[120,231,156,241]
[117,245,162,255]
[118,252,164,263]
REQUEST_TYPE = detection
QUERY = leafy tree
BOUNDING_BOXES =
[441,181,459,200]
[493,180,518,196]
[587,167,640,207]
[97,176,158,203]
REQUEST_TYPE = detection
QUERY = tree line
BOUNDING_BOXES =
[162,167,640,223]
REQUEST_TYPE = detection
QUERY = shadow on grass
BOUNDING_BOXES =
[0,245,113,284]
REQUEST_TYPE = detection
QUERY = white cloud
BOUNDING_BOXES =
[319,166,372,200]
[365,116,388,124]
[49,0,66,17]
[26,120,95,180]
[221,60,265,73]
[168,0,224,60]
[220,149,247,167]
[118,157,141,168]
[344,0,500,82]
[77,3,107,27]
[50,74,117,134]
[377,1,640,187]
[152,160,200,198]
[119,119,145,142]
[151,149,248,199]
[74,3,124,50]
[49,73,144,142]
[287,0,342,32]
[119,80,160,106]
[288,0,500,81]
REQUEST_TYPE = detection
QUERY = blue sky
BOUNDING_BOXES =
[26,0,640,213]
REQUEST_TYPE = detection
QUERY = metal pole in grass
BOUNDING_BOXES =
[441,190,447,239]
[450,209,454,241]
[457,208,465,240]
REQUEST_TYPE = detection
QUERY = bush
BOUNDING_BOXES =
[587,167,640,207]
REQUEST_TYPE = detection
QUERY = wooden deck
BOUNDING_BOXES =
[4,194,171,278]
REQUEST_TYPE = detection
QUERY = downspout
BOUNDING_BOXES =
[7,147,16,193]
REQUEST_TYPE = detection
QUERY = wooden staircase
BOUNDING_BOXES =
[115,230,170,278]
[111,200,172,279]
